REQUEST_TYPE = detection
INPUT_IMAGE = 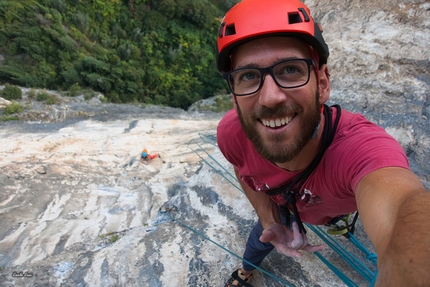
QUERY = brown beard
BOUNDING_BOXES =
[236,92,321,163]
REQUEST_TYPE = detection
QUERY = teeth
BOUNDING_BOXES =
[262,116,292,127]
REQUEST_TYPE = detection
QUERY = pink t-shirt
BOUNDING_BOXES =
[217,107,410,225]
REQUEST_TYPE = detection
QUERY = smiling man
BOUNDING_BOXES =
[215,0,430,286]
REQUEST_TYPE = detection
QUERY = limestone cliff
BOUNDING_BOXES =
[0,1,429,286]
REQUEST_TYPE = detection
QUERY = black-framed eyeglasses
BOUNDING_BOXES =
[223,58,314,96]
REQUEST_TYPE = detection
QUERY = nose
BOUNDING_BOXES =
[257,74,287,108]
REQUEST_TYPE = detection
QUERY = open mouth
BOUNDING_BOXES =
[260,115,295,128]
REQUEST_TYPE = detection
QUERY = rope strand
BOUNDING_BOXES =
[166,212,296,287]
[184,129,378,286]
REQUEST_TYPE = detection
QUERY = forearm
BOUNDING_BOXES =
[355,167,430,286]
[234,167,281,228]
[376,191,430,287]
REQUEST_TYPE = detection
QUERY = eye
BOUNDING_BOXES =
[239,70,260,82]
[275,60,308,77]
[282,65,301,74]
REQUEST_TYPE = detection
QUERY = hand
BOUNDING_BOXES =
[259,222,325,258]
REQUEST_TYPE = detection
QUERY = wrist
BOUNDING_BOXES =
[260,206,281,229]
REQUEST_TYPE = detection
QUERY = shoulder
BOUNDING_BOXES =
[217,109,244,146]
[217,109,240,133]
[216,109,253,166]
[334,108,404,150]
[324,107,409,189]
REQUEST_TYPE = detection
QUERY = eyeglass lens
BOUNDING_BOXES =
[227,59,312,96]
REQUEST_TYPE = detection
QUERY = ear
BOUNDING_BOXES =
[318,64,330,105]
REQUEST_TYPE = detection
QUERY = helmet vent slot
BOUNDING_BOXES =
[288,12,303,24]
[225,24,236,36]
[218,22,226,38]
[298,8,310,22]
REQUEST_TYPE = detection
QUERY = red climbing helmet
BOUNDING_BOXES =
[216,0,329,73]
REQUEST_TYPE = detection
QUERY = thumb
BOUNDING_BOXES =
[259,228,276,243]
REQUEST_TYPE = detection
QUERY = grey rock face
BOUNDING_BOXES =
[307,0,430,181]
[0,1,429,286]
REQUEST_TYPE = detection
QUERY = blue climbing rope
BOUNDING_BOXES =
[187,133,379,286]
[188,135,242,193]
[314,251,359,287]
[347,232,378,265]
[307,224,377,283]
[166,212,296,287]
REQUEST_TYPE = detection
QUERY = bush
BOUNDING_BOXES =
[1,84,22,100]
[0,115,20,121]
[45,94,58,105]
[83,89,97,100]
[4,101,24,115]
[36,92,49,101]
[214,94,233,112]
[27,89,37,100]
[66,83,82,97]
[36,91,58,105]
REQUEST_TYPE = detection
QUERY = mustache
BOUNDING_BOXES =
[254,104,303,119]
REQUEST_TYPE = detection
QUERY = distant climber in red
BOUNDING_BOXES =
[140,148,159,164]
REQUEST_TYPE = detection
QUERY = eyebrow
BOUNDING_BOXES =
[234,56,301,70]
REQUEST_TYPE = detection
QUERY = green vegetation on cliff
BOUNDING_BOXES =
[0,0,237,109]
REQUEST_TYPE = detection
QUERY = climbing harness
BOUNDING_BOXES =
[182,131,378,286]
[326,212,360,236]
[265,104,341,234]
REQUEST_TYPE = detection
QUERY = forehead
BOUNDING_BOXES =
[231,37,312,68]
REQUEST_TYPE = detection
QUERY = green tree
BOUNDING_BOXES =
[0,0,226,108]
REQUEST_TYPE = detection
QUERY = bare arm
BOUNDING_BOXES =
[234,166,280,228]
[234,166,325,257]
[355,167,430,287]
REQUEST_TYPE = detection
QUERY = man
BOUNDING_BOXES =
[215,0,430,286]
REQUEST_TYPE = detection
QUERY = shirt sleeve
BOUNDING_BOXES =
[217,109,244,168]
[325,115,410,194]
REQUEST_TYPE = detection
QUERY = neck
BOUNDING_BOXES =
[275,115,325,172]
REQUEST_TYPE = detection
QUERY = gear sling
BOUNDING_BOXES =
[265,104,341,234]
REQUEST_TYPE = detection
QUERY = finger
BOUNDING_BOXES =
[300,232,309,248]
[290,222,304,249]
[303,244,326,253]
[277,244,324,258]
[259,228,275,243]
[277,245,303,258]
